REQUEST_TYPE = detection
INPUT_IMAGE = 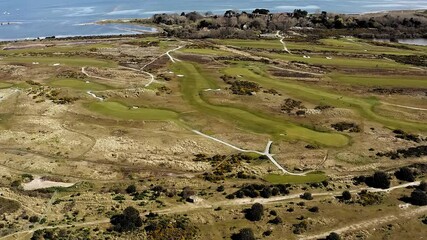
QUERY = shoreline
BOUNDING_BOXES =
[0,8,425,43]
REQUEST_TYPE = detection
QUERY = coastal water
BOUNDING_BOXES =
[374,38,427,46]
[0,0,426,40]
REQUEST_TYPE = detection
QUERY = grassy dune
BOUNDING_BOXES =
[174,62,349,147]
[87,101,179,121]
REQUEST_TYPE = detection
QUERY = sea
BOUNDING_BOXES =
[0,0,426,41]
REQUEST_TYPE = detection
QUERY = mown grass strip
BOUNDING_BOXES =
[174,61,349,147]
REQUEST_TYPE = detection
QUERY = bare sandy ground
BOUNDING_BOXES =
[22,177,75,191]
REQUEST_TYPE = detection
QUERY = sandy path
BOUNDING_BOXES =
[276,31,291,54]
[192,130,310,176]
[1,181,421,239]
[86,91,104,101]
[299,205,427,240]
[157,181,422,214]
[381,102,427,111]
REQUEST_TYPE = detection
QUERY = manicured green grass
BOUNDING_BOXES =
[0,82,13,89]
[223,66,427,132]
[87,101,178,121]
[265,172,327,184]
[174,62,349,147]
[328,73,427,88]
[180,48,233,56]
[4,56,116,68]
[260,52,409,69]
[49,79,112,91]
[216,39,283,50]
[0,43,113,55]
[216,38,422,55]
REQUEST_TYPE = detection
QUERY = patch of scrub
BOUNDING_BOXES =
[49,78,111,91]
[265,172,327,184]
[22,177,75,191]
[87,101,178,121]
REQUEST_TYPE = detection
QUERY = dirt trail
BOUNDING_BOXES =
[1,181,421,239]
[0,219,110,240]
[157,181,421,214]
[276,31,292,54]
[299,205,427,240]
[192,130,308,175]
[381,102,427,111]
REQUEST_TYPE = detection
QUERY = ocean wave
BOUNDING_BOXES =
[105,9,144,16]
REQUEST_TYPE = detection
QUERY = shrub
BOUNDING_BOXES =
[125,185,137,194]
[326,232,341,240]
[395,167,415,182]
[181,187,195,199]
[342,190,352,201]
[411,190,427,206]
[29,216,40,223]
[110,207,142,232]
[216,185,225,192]
[245,203,264,221]
[268,216,283,225]
[231,228,255,240]
[292,221,308,234]
[300,192,313,200]
[418,181,427,192]
[308,206,319,213]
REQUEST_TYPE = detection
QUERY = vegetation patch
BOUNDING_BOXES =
[87,101,179,121]
[331,122,361,132]
[0,197,20,214]
[376,145,427,159]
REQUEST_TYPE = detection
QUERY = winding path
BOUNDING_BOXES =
[192,130,307,176]
[276,31,291,54]
[381,102,427,111]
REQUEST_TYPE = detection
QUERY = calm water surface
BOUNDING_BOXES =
[0,0,426,40]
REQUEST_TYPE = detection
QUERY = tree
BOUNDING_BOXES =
[245,203,264,221]
[411,190,427,206]
[366,171,390,189]
[126,184,137,194]
[326,232,341,240]
[342,190,352,201]
[110,207,142,232]
[395,167,415,182]
[231,228,255,240]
